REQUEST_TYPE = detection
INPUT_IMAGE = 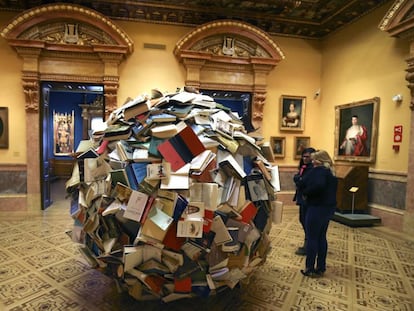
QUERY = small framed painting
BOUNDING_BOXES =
[280,95,305,131]
[0,107,9,149]
[270,136,285,158]
[294,136,311,159]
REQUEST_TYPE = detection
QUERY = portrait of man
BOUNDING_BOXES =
[338,104,373,157]
[335,98,379,163]
[339,115,368,156]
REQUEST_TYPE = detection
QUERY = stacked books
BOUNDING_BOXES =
[66,87,281,303]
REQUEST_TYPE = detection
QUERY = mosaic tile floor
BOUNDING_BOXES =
[0,179,413,310]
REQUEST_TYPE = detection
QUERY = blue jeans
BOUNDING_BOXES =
[304,205,334,271]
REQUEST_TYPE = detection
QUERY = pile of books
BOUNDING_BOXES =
[66,87,282,302]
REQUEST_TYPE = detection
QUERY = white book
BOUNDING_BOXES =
[123,245,144,273]
[123,190,149,222]
[177,219,203,238]
[182,201,205,220]
[146,162,171,180]
[189,183,219,211]
[147,207,173,231]
[160,163,190,190]
[211,215,232,245]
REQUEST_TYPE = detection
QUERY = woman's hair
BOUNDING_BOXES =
[311,150,335,175]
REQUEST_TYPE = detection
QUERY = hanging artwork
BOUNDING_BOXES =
[0,107,8,149]
[53,110,75,155]
[334,97,379,163]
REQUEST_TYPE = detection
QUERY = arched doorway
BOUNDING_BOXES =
[1,3,133,210]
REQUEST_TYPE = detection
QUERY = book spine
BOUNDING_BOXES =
[171,135,194,164]
[178,125,205,157]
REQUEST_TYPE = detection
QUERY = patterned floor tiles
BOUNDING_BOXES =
[0,179,414,310]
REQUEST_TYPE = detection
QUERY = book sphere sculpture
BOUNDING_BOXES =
[66,88,280,303]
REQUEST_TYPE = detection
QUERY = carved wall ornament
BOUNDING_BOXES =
[22,77,40,112]
[175,20,284,133]
[222,37,235,56]
[64,23,79,44]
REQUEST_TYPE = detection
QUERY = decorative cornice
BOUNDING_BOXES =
[1,3,134,54]
[175,20,285,62]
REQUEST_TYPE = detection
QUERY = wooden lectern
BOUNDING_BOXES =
[335,164,368,213]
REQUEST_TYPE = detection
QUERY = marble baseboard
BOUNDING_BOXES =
[0,195,27,211]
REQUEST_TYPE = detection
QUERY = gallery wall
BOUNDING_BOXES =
[0,1,409,174]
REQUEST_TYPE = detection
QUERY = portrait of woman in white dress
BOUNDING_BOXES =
[280,95,305,131]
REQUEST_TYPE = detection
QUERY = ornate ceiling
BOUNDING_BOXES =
[0,0,390,39]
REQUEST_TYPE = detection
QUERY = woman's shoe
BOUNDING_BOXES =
[295,247,306,256]
[300,269,315,277]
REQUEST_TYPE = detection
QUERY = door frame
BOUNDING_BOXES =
[0,3,133,210]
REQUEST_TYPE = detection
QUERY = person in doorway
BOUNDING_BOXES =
[299,150,338,277]
[339,115,368,156]
[293,147,315,256]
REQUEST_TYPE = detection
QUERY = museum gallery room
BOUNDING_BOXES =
[0,0,414,310]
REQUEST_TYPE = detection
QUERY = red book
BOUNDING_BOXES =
[177,125,205,157]
[140,196,155,224]
[190,158,217,183]
[162,221,185,251]
[157,140,187,171]
[158,124,206,172]
[96,140,109,155]
[145,274,166,294]
[239,201,258,223]
[203,209,214,233]
[174,276,192,293]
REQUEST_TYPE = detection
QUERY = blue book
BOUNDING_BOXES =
[128,162,150,188]
[173,194,188,221]
[125,164,138,190]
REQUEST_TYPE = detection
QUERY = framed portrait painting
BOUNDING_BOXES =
[334,97,379,163]
[280,95,305,131]
[0,107,9,149]
[294,136,310,159]
[270,136,285,158]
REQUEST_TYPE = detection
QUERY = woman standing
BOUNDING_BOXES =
[293,147,315,255]
[300,150,338,277]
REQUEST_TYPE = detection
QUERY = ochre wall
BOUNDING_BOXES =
[0,1,409,174]
[0,12,27,164]
[321,2,410,173]
[262,36,322,165]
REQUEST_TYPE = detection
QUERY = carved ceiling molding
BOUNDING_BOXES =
[174,20,284,130]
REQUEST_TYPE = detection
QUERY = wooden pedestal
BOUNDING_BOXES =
[335,164,368,213]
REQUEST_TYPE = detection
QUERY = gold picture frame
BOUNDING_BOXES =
[0,107,9,149]
[270,136,285,158]
[334,97,380,163]
[280,95,306,131]
[294,136,311,159]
